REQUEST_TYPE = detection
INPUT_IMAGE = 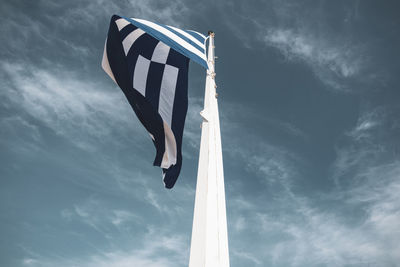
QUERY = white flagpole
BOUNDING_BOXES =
[189,32,230,267]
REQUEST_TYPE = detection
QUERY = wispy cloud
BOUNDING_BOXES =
[346,107,385,141]
[0,0,197,54]
[232,250,262,265]
[248,148,299,191]
[0,115,42,154]
[332,106,399,185]
[1,62,148,152]
[61,197,145,239]
[182,97,203,154]
[230,177,400,266]
[21,229,188,267]
[217,0,383,92]
[264,28,365,91]
[223,104,400,266]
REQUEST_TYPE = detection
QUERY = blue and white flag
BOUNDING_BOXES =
[102,15,208,188]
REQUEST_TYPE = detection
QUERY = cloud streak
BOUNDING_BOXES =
[1,62,148,152]
[218,0,384,92]
[223,105,400,266]
[22,230,188,267]
[264,28,365,91]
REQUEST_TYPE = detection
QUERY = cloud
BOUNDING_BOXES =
[0,62,149,153]
[22,258,38,266]
[222,123,303,195]
[0,0,198,54]
[144,188,168,213]
[264,28,364,91]
[217,0,382,92]
[265,29,358,77]
[111,210,142,227]
[222,105,400,266]
[0,115,42,155]
[182,97,203,154]
[231,175,400,266]
[40,197,190,267]
[222,103,400,264]
[232,250,262,265]
[21,229,188,267]
[332,106,399,185]
[346,108,385,141]
[261,109,400,266]
[232,216,246,232]
[331,108,400,263]
[249,148,298,190]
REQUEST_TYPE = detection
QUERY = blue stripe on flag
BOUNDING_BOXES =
[185,30,206,44]
[121,16,208,69]
[163,25,205,54]
[145,62,165,111]
[120,24,137,40]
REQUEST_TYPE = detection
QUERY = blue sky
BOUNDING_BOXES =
[1,0,400,266]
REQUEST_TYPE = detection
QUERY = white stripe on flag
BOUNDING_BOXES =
[133,55,150,96]
[159,64,179,168]
[167,25,205,49]
[187,30,207,39]
[151,42,170,64]
[160,120,177,168]
[115,18,131,31]
[158,64,178,127]
[133,19,207,62]
[122,28,145,55]
[101,40,117,84]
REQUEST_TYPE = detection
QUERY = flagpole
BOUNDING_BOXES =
[189,32,230,267]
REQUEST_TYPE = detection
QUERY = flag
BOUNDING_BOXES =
[102,15,208,188]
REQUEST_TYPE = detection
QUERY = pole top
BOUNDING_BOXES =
[208,31,215,37]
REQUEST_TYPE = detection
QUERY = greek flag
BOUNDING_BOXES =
[102,15,208,188]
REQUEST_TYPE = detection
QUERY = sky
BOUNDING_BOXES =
[1,0,400,266]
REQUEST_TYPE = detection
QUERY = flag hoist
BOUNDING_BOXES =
[189,32,230,267]
[102,16,229,266]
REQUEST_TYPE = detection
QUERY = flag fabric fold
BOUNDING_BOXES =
[102,15,207,188]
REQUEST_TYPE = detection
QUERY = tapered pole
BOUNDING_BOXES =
[189,32,230,267]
